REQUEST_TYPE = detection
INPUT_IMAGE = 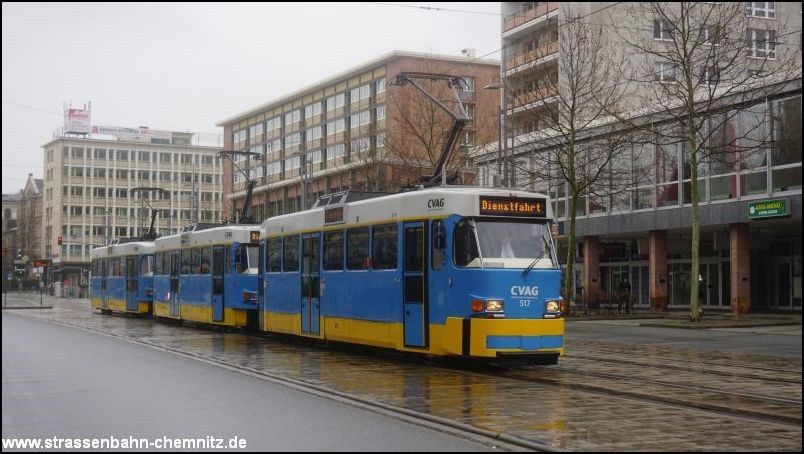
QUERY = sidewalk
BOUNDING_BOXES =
[571,308,802,329]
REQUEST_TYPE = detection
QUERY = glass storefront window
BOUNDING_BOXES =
[683,179,707,204]
[710,175,737,201]
[771,96,801,166]
[610,191,631,212]
[740,172,768,196]
[772,167,802,192]
[657,183,679,207]
[634,187,654,210]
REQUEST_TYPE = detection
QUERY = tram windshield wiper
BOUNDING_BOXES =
[522,236,550,277]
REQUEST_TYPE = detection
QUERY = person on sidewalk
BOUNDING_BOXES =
[618,278,632,314]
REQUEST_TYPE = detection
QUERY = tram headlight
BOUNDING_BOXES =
[471,299,504,313]
[545,300,560,313]
[484,299,504,312]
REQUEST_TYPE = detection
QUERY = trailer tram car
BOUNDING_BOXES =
[152,224,261,327]
[90,240,155,315]
[260,188,564,363]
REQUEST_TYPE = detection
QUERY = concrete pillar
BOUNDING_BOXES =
[730,223,751,314]
[583,237,600,302]
[649,230,668,311]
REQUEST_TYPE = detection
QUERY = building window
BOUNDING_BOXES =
[327,119,345,135]
[304,102,322,118]
[462,76,475,92]
[746,2,775,18]
[376,105,386,121]
[653,19,674,41]
[748,28,776,59]
[701,66,721,85]
[654,61,676,83]
[266,116,281,132]
[350,110,370,129]
[698,26,721,45]
[305,126,322,142]
[284,110,301,126]
[375,78,386,94]
[326,93,345,111]
[350,84,370,103]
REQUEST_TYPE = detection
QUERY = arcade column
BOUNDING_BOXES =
[649,230,668,311]
[730,223,751,314]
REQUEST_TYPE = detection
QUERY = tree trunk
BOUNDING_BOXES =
[689,138,701,321]
[563,194,579,314]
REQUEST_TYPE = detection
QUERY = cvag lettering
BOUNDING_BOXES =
[427,198,445,209]
[511,285,539,297]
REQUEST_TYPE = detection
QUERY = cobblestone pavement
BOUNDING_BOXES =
[4,294,802,451]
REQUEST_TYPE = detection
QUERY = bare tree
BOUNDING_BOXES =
[616,2,801,320]
[505,8,634,307]
[384,70,496,189]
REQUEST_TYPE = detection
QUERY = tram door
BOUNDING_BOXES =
[101,259,108,309]
[126,256,137,312]
[169,251,180,317]
[403,222,428,348]
[212,246,225,322]
[301,233,321,335]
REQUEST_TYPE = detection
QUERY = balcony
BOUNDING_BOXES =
[505,41,558,72]
[510,85,558,110]
[503,2,558,33]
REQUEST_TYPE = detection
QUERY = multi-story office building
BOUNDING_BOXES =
[217,51,500,220]
[476,2,802,313]
[41,129,222,286]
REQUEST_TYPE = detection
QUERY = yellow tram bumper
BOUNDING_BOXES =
[438,317,565,358]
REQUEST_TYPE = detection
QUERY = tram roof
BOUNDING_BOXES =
[154,224,261,251]
[261,186,552,236]
[90,241,154,259]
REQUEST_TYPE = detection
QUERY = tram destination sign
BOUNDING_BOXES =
[749,198,789,219]
[479,196,546,218]
[324,206,344,225]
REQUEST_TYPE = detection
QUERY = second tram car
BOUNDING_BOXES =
[152,224,261,327]
[90,240,155,315]
[260,187,564,363]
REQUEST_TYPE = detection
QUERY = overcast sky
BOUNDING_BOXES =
[1,2,501,193]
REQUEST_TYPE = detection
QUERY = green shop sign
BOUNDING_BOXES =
[748,199,789,219]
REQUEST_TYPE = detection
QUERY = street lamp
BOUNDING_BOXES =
[484,81,507,187]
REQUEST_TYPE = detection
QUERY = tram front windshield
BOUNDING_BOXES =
[454,219,557,269]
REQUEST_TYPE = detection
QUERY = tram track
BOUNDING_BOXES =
[487,365,802,427]
[565,353,802,384]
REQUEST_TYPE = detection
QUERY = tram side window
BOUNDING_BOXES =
[267,238,282,272]
[347,227,370,270]
[141,255,153,277]
[181,249,191,275]
[283,235,300,272]
[154,252,162,275]
[191,247,202,274]
[172,251,181,276]
[372,224,397,270]
[199,247,211,274]
[323,231,344,270]
[454,220,480,268]
[432,221,446,270]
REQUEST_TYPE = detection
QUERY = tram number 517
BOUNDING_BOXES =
[519,299,531,307]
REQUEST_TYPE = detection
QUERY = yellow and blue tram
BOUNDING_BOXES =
[260,187,564,363]
[90,240,155,315]
[152,224,261,327]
